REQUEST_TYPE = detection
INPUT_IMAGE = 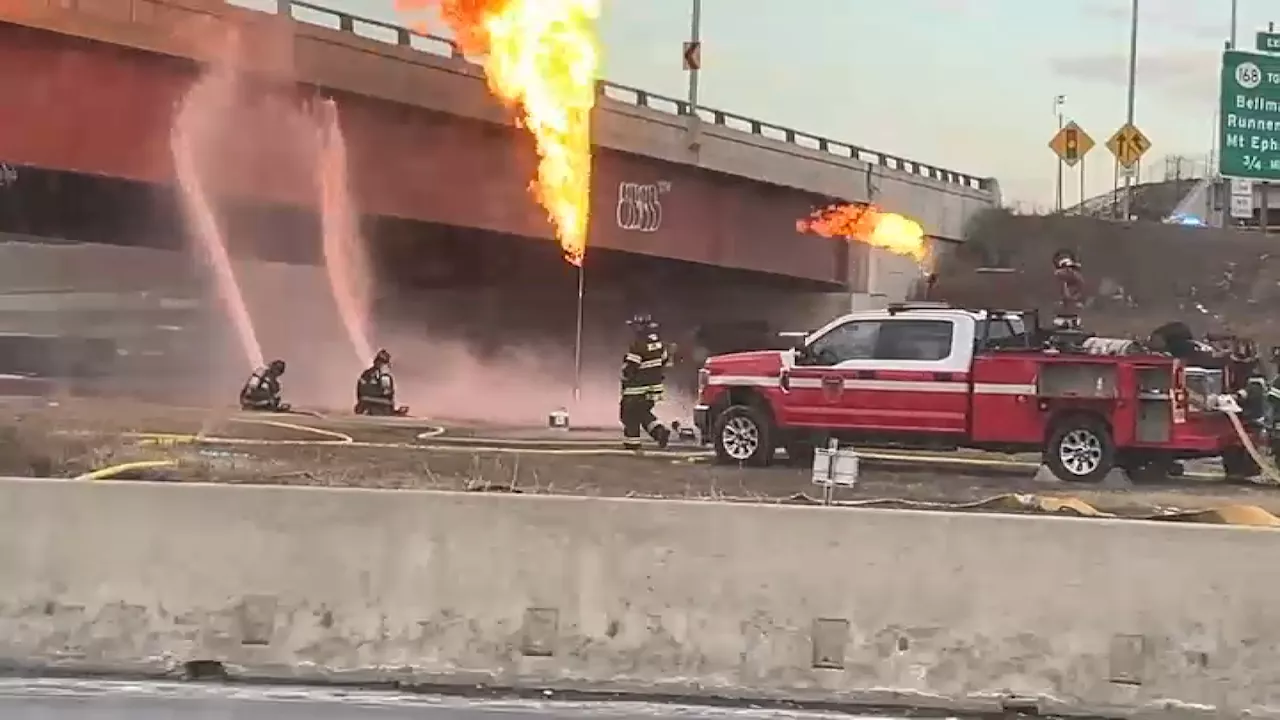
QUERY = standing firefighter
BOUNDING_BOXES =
[240,359,289,412]
[1266,346,1280,458]
[620,314,672,450]
[1051,249,1085,331]
[355,348,408,416]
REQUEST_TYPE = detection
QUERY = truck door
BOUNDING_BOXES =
[849,317,971,434]
[785,319,881,428]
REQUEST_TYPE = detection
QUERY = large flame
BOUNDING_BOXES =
[397,0,600,266]
[797,203,928,263]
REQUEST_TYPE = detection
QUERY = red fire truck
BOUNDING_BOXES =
[692,303,1254,482]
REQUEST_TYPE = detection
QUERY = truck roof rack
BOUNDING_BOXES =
[886,301,953,314]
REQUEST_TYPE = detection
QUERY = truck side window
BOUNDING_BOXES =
[805,321,880,365]
[876,320,954,361]
[981,317,1029,349]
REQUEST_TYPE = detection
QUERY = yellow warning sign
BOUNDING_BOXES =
[1106,123,1151,169]
[1049,121,1094,167]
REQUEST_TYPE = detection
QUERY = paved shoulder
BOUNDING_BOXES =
[0,680,929,720]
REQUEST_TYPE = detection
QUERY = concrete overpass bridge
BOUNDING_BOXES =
[0,0,998,296]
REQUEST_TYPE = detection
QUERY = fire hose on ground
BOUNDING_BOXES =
[59,414,1280,528]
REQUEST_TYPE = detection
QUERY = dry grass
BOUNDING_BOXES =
[0,415,115,477]
[9,397,1280,524]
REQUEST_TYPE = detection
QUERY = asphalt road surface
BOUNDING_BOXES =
[0,680,974,720]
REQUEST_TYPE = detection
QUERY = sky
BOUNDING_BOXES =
[256,0,1278,209]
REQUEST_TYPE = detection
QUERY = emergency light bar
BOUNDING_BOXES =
[886,301,952,313]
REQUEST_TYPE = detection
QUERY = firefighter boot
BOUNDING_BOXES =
[650,423,671,449]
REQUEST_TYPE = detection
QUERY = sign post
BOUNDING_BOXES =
[1219,49,1280,233]
[1049,122,1094,212]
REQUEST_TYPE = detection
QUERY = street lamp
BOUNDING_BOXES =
[1229,0,1238,48]
[1054,95,1065,212]
[686,0,701,113]
[1120,0,1138,220]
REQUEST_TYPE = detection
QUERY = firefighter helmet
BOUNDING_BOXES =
[627,313,657,332]
[1052,249,1080,269]
[374,348,391,365]
[268,359,286,375]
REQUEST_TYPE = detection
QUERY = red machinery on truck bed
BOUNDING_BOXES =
[692,302,1253,482]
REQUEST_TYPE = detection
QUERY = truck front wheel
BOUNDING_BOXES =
[1045,417,1115,483]
[712,404,773,467]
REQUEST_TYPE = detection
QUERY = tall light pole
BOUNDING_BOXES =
[1229,0,1238,47]
[686,0,701,113]
[1054,95,1066,212]
[685,0,702,150]
[1120,0,1138,220]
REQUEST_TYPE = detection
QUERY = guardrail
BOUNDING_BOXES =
[278,0,991,193]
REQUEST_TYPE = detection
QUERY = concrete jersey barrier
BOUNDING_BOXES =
[0,477,1277,717]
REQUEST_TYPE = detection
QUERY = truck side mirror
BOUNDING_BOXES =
[790,337,817,366]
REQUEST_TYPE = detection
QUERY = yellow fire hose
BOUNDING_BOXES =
[74,459,178,481]
[63,411,1280,528]
[70,417,351,481]
[1223,409,1280,485]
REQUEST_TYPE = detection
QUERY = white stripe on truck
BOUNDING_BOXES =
[708,375,1037,395]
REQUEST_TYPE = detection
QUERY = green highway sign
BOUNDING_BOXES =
[1219,50,1280,181]
[1260,32,1280,53]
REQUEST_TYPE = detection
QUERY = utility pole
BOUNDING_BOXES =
[1054,95,1065,212]
[1120,0,1138,221]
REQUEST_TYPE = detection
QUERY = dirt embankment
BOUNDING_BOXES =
[931,210,1280,343]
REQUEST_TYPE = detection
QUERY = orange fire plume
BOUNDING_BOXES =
[396,0,600,266]
[797,203,928,263]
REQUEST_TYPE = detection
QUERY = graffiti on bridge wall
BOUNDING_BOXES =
[616,180,669,233]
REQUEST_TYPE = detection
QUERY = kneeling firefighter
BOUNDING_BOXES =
[240,359,289,412]
[620,314,672,450]
[355,348,408,416]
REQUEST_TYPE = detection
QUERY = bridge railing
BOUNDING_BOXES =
[280,0,992,193]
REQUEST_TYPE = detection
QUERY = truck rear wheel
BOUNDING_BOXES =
[712,404,773,467]
[1045,417,1114,483]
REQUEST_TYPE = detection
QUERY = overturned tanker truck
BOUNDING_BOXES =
[692,251,1263,483]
